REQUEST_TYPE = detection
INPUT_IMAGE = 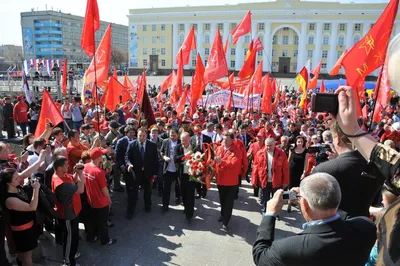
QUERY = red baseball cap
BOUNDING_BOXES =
[90,148,107,159]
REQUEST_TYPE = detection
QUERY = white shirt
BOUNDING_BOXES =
[267,151,274,182]
[61,103,72,119]
[167,140,178,172]
[183,145,191,174]
[202,129,216,139]
[213,133,223,143]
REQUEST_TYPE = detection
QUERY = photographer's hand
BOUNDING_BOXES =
[266,189,284,216]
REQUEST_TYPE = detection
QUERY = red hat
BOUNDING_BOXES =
[256,132,265,138]
[17,95,23,101]
[90,148,107,159]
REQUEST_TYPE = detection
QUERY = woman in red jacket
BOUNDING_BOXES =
[214,131,243,232]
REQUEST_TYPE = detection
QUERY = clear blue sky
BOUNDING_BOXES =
[0,0,388,46]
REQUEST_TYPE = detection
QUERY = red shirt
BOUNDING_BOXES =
[52,173,82,219]
[83,163,109,208]
[13,101,28,123]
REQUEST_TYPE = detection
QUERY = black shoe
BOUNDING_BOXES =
[102,239,117,246]
[201,191,207,198]
[114,187,124,192]
[276,215,280,221]
[218,216,223,222]
[186,217,192,224]
[195,194,201,199]
[126,211,133,220]
[175,198,181,205]
[221,224,229,232]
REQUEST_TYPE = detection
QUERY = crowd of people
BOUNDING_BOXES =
[0,48,400,266]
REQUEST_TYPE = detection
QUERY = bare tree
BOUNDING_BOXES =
[111,47,128,68]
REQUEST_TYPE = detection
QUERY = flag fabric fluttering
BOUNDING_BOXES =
[105,76,124,112]
[62,58,68,95]
[238,45,257,79]
[319,79,326,93]
[176,85,190,114]
[373,61,391,123]
[171,51,184,104]
[296,60,310,108]
[80,0,100,57]
[34,90,64,137]
[156,72,173,101]
[308,60,321,90]
[137,70,147,108]
[122,75,135,103]
[329,49,347,76]
[22,66,32,104]
[253,37,264,52]
[190,53,205,116]
[141,87,156,126]
[176,25,196,66]
[245,60,263,100]
[204,29,228,83]
[260,73,272,114]
[341,0,399,88]
[231,11,252,44]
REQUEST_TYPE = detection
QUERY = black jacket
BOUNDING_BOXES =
[253,215,376,266]
[115,136,136,168]
[125,140,158,179]
[174,144,200,176]
[190,134,212,152]
[160,138,181,174]
[236,133,251,150]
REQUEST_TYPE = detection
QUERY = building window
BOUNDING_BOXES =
[272,49,276,56]
[321,63,327,69]
[161,36,166,43]
[323,36,329,45]
[192,49,197,56]
[338,36,345,46]
[292,63,297,72]
[283,36,289,45]
[283,27,289,31]
[258,23,265,30]
[230,23,237,30]
[161,24,166,31]
[143,59,148,66]
[244,48,248,56]
[230,61,235,68]
[322,50,328,58]
[218,23,224,31]
[205,48,210,55]
[161,48,166,55]
[307,50,313,58]
[142,25,147,31]
[294,36,299,45]
[354,35,360,44]
[293,50,298,57]
[152,48,156,55]
[231,48,236,56]
[152,36,157,44]
[179,35,184,44]
[324,23,330,31]
[204,59,208,66]
[192,59,196,67]
[282,49,288,56]
[308,36,314,45]
[339,23,346,31]
[205,23,211,30]
[143,48,147,55]
[179,24,185,31]
[244,35,250,43]
[161,59,166,67]
[355,23,361,31]
[142,36,147,44]
[272,36,277,44]
[152,25,156,31]
[337,50,343,59]
[193,24,197,30]
[204,35,210,43]
[258,51,263,56]
[309,23,315,31]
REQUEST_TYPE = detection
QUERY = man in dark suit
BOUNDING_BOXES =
[115,125,136,219]
[125,128,158,217]
[190,124,212,199]
[236,124,251,150]
[149,126,164,195]
[160,128,181,210]
[253,173,376,266]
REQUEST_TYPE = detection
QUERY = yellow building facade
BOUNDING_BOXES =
[128,0,400,75]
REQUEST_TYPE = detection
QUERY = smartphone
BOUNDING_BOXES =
[311,93,338,115]
[283,191,297,201]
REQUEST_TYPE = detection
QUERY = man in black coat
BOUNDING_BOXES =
[236,124,251,150]
[253,173,376,266]
[190,124,212,199]
[3,97,15,139]
[125,128,158,216]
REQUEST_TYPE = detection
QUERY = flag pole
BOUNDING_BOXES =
[368,68,383,132]
[91,23,101,136]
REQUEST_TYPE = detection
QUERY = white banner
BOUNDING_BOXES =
[194,90,261,109]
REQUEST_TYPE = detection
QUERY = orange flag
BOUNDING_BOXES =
[204,29,228,83]
[246,60,263,99]
[271,91,279,112]
[122,75,135,103]
[34,90,64,137]
[176,85,189,114]
[171,51,184,104]
[105,76,124,112]
[62,58,67,95]
[260,73,272,114]
[81,0,100,57]
[238,46,257,79]
[375,61,391,108]
[156,72,173,101]
[231,11,252,44]
[223,38,229,55]
[341,0,398,87]
[176,25,196,66]
[319,79,326,93]
[308,61,321,90]
[190,53,205,116]
[329,49,347,76]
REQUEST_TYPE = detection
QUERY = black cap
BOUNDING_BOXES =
[109,120,120,129]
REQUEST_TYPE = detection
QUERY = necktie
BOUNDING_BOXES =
[140,143,145,161]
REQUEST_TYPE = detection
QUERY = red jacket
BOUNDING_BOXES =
[13,101,28,123]
[215,144,243,186]
[253,147,289,188]
[234,138,248,177]
[248,142,265,187]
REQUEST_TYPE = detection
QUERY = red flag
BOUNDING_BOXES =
[341,0,399,87]
[271,91,279,112]
[190,54,205,116]
[141,88,156,126]
[253,37,264,52]
[223,38,229,55]
[329,49,347,76]
[246,60,263,99]
[62,58,67,95]
[34,90,64,137]
[105,76,124,111]
[113,67,117,79]
[122,75,135,103]
[373,102,383,123]
[137,70,147,107]
[362,104,369,119]
[81,0,100,57]
[226,90,233,111]
[156,72,173,101]
[222,73,235,90]
[308,61,321,90]
[176,85,189,114]
[231,11,252,44]
[171,51,184,104]
[320,79,326,93]
[375,61,391,108]
[260,73,272,114]
[238,47,257,79]
[176,25,196,66]
[204,29,228,83]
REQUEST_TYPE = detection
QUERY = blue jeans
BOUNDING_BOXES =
[261,183,282,212]
[18,122,27,136]
[72,120,83,131]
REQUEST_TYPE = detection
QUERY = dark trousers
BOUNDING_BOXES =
[125,171,152,213]
[217,185,237,226]
[58,216,79,266]
[64,118,73,133]
[196,182,207,198]
[157,161,164,193]
[5,119,14,138]
[162,171,180,208]
[236,175,242,197]
[29,120,37,134]
[17,122,27,136]
[180,173,196,219]
[0,216,11,266]
[87,205,109,245]
[261,183,281,212]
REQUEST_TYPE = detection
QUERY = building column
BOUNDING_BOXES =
[297,22,307,72]
[252,23,257,39]
[313,22,322,69]
[362,22,370,37]
[345,22,354,49]
[223,22,230,69]
[172,23,178,69]
[197,23,204,62]
[327,22,338,72]
[263,22,272,72]
[210,23,217,44]
[235,38,244,71]
[396,23,400,35]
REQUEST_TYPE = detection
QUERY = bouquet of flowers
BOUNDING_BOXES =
[182,150,216,185]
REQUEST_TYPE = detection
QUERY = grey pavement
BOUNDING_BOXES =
[21,182,304,266]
